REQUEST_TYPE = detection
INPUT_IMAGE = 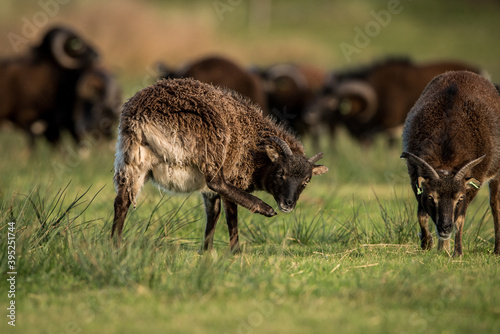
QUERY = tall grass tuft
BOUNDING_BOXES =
[25,183,103,249]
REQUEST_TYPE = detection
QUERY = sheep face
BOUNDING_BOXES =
[402,152,484,241]
[264,139,328,213]
[417,174,478,240]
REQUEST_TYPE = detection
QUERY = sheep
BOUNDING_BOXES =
[0,26,99,145]
[156,55,268,113]
[303,57,484,147]
[73,66,122,142]
[112,78,328,252]
[254,63,328,135]
[401,70,500,256]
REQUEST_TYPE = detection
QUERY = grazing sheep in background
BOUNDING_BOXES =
[156,55,268,112]
[254,63,328,136]
[74,66,122,141]
[112,78,328,252]
[401,70,500,256]
[0,26,99,145]
[303,57,484,147]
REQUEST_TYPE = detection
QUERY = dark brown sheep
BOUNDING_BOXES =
[74,66,122,141]
[304,57,484,146]
[0,26,99,145]
[157,55,268,113]
[401,70,500,256]
[112,78,328,252]
[255,63,328,135]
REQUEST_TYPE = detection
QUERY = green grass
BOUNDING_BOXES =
[0,128,499,334]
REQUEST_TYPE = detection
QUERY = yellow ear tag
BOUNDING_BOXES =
[469,181,480,189]
[416,183,423,195]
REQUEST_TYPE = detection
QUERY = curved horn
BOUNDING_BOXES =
[308,152,323,164]
[401,152,440,180]
[266,64,308,92]
[268,136,293,156]
[336,80,378,123]
[454,155,486,180]
[51,29,90,69]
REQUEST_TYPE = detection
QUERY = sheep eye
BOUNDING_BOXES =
[67,38,84,52]
[276,170,285,180]
[457,195,465,203]
[427,195,434,202]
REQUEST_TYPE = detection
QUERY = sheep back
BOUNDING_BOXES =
[117,78,304,192]
[402,70,500,179]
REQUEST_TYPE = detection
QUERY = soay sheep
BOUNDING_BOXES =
[253,63,328,136]
[112,78,328,252]
[401,70,500,256]
[0,26,99,144]
[156,55,268,113]
[74,66,122,141]
[303,57,483,146]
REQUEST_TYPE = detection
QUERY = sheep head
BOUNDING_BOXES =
[401,152,484,240]
[263,137,328,213]
[303,79,378,127]
[37,26,98,70]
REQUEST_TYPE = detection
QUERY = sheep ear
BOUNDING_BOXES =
[417,176,427,193]
[312,165,328,176]
[265,145,280,163]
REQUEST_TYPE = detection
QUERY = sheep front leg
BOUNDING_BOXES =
[223,199,240,253]
[202,193,221,251]
[206,174,277,217]
[453,215,465,257]
[417,204,433,250]
[489,179,500,255]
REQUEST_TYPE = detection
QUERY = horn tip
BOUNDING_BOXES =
[400,151,413,159]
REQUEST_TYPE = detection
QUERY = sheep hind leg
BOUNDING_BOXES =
[223,199,240,253]
[202,193,221,252]
[111,166,149,246]
[111,186,132,246]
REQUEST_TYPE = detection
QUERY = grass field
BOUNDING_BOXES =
[1,1,500,333]
[1,128,499,334]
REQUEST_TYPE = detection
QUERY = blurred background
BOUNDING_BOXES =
[1,0,499,96]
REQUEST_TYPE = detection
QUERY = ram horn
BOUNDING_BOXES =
[266,64,308,92]
[454,155,486,181]
[50,28,92,70]
[268,136,293,156]
[400,152,440,180]
[336,80,378,123]
[308,152,324,164]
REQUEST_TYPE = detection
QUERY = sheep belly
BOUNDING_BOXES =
[151,163,208,193]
